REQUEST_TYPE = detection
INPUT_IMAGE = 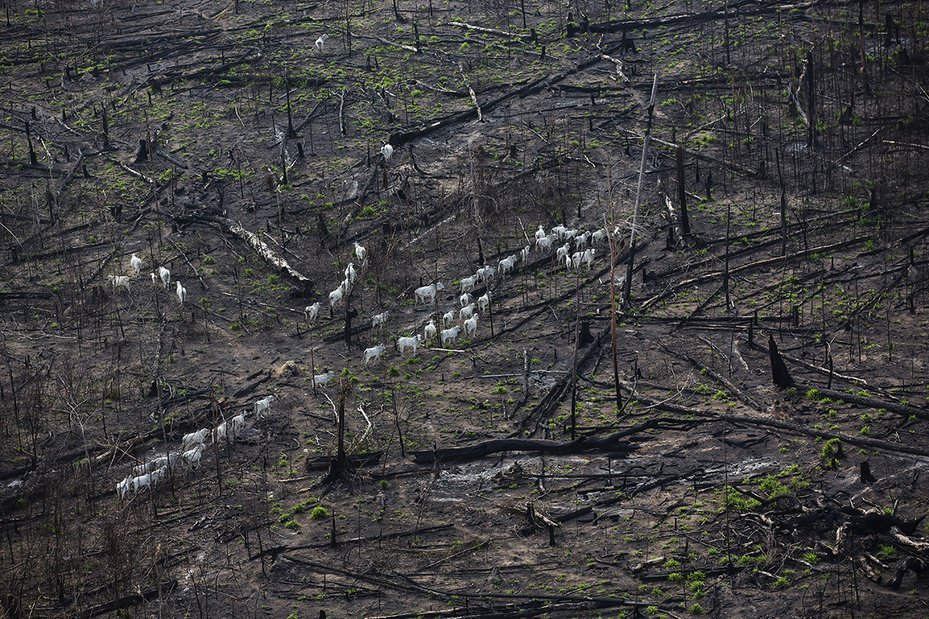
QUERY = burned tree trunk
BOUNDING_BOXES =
[676,145,691,238]
[860,461,877,484]
[579,320,595,347]
[768,335,793,388]
[133,138,149,164]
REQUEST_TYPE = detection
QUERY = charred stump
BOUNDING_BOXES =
[769,335,793,388]
[860,461,877,484]
[133,138,149,163]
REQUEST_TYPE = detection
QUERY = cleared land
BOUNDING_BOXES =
[1,0,929,617]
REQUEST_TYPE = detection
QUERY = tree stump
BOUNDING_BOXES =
[769,335,793,388]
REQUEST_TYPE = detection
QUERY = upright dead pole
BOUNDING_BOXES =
[724,0,731,64]
[99,105,108,150]
[776,150,788,257]
[336,378,346,459]
[310,348,318,396]
[623,73,658,308]
[858,0,870,94]
[607,216,622,415]
[570,269,581,440]
[343,3,352,57]
[285,72,296,138]
[343,300,355,349]
[806,49,816,150]
[25,121,37,165]
[325,375,352,484]
[523,349,530,404]
[724,202,731,309]
[675,146,690,237]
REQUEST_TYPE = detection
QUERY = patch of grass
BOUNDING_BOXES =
[876,544,896,561]
[721,486,761,512]
[820,438,841,462]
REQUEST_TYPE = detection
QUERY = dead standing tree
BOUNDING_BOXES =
[320,375,354,485]
[623,73,658,307]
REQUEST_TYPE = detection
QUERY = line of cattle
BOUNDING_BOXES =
[115,396,275,498]
[304,223,614,369]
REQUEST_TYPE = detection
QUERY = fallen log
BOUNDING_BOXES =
[388,38,635,148]
[582,374,929,460]
[180,215,313,293]
[77,580,177,618]
[459,63,484,123]
[639,235,871,311]
[354,33,419,54]
[659,342,764,410]
[793,384,929,423]
[514,332,603,438]
[647,399,929,459]
[0,291,55,303]
[409,433,636,464]
[650,207,861,281]
[587,0,814,34]
[650,134,758,177]
[887,557,927,590]
[448,20,536,41]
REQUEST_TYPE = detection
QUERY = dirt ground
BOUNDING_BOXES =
[1,0,929,617]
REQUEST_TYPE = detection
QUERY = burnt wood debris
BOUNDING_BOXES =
[1,0,929,617]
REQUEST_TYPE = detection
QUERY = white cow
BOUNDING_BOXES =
[182,443,205,468]
[536,234,555,252]
[354,242,367,264]
[182,428,209,451]
[158,266,171,288]
[464,315,478,337]
[116,477,131,499]
[372,311,389,330]
[314,371,336,388]
[460,303,477,321]
[304,302,321,323]
[364,343,386,364]
[459,275,478,294]
[229,412,247,438]
[344,262,358,285]
[109,275,131,293]
[414,282,444,305]
[254,395,275,417]
[212,421,228,444]
[440,326,461,345]
[580,248,596,269]
[397,334,423,356]
[329,284,345,308]
[498,256,517,276]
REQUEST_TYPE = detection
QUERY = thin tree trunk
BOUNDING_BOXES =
[624,74,658,306]
[676,145,690,237]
